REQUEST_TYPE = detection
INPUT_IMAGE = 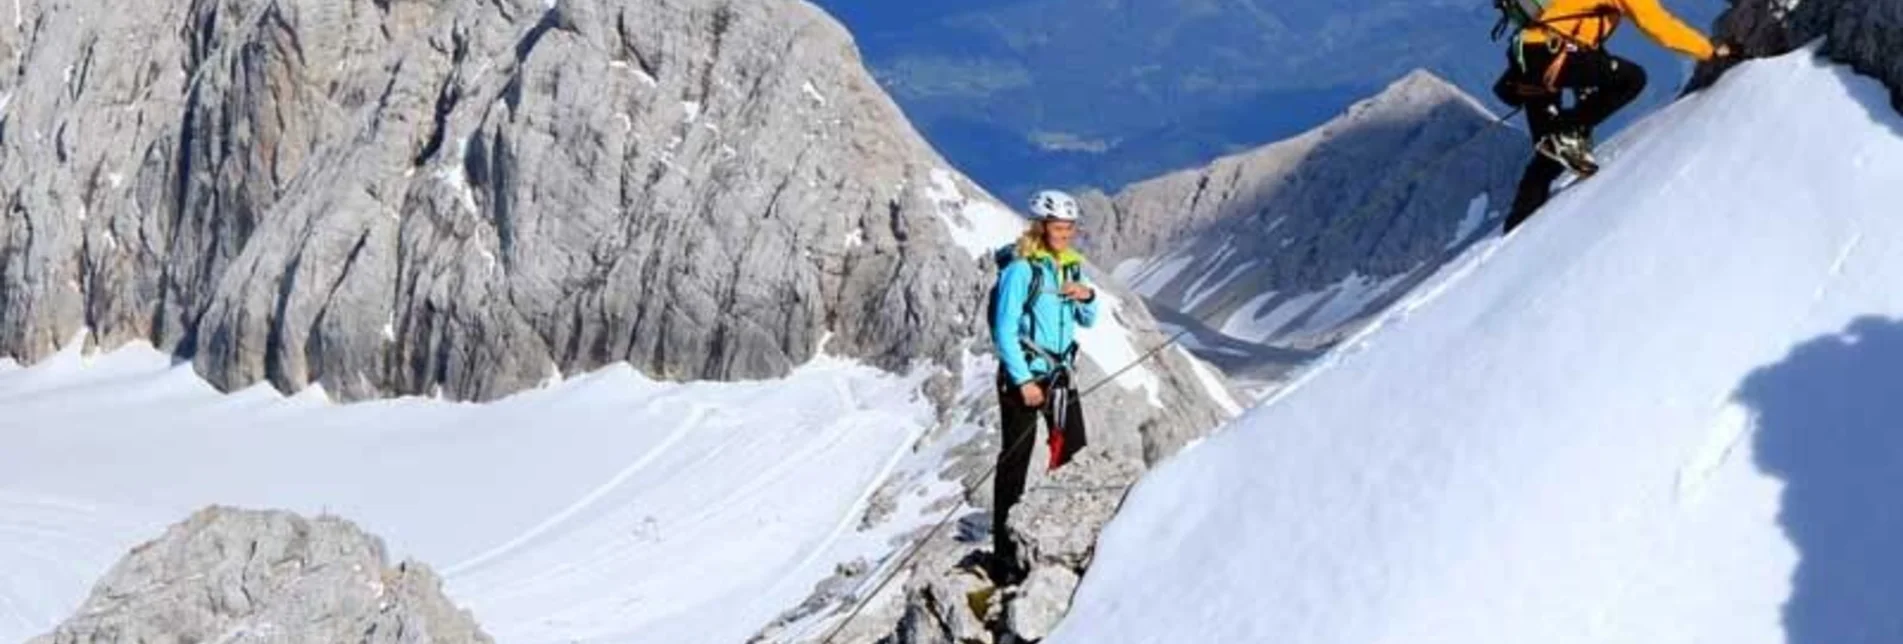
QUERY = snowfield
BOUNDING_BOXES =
[1054,49,1903,644]
[0,343,941,643]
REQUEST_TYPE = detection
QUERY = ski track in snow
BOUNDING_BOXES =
[443,404,713,576]
[0,345,938,644]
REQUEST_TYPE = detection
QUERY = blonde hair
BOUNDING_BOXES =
[1015,220,1051,259]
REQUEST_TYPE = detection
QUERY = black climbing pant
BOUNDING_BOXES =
[1495,45,1649,232]
[992,369,1087,581]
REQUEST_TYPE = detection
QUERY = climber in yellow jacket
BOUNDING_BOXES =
[1491,0,1735,232]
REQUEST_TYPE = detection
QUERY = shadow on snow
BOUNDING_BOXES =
[1738,316,1903,643]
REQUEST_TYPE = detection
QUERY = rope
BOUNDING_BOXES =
[812,328,1192,644]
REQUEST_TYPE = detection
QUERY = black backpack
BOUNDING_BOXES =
[987,245,1043,351]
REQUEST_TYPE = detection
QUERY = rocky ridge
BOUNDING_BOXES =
[1702,0,1903,109]
[1078,71,1523,381]
[30,507,490,644]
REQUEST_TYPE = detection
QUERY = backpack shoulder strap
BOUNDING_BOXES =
[1023,260,1044,317]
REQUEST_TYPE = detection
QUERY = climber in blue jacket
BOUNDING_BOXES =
[986,189,1097,583]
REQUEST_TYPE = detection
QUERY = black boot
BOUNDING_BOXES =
[1534,127,1599,176]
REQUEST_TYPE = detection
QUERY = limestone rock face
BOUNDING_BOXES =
[30,507,490,644]
[0,0,987,401]
[1004,454,1145,575]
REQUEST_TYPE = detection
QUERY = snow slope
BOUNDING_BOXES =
[927,168,1030,260]
[1053,49,1903,644]
[0,343,940,643]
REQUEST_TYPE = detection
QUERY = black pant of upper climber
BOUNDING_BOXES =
[1495,44,1648,232]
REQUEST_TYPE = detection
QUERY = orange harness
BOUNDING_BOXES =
[1529,8,1623,92]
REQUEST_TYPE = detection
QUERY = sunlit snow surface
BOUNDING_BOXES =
[0,344,938,643]
[1055,50,1903,644]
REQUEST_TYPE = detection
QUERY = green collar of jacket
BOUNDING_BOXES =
[1024,247,1086,267]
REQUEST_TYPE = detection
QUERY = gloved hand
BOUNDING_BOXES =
[1712,40,1743,61]
[1020,382,1046,408]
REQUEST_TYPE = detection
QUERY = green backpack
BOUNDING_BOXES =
[1491,0,1547,40]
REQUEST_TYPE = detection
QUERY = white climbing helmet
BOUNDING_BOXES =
[1028,189,1081,222]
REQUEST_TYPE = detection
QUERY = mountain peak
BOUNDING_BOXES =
[1390,68,1459,94]
[1349,68,1497,123]
[1086,67,1521,271]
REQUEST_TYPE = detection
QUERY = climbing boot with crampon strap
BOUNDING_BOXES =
[1536,129,1600,176]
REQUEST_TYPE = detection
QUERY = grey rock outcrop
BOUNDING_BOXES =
[1700,0,1903,110]
[30,506,489,644]
[997,455,1140,642]
[1002,566,1080,642]
[847,453,1145,644]
[1079,71,1523,378]
[895,550,996,644]
[0,0,985,401]
[1003,454,1144,574]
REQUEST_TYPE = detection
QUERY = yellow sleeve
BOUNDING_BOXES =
[1618,0,1716,60]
